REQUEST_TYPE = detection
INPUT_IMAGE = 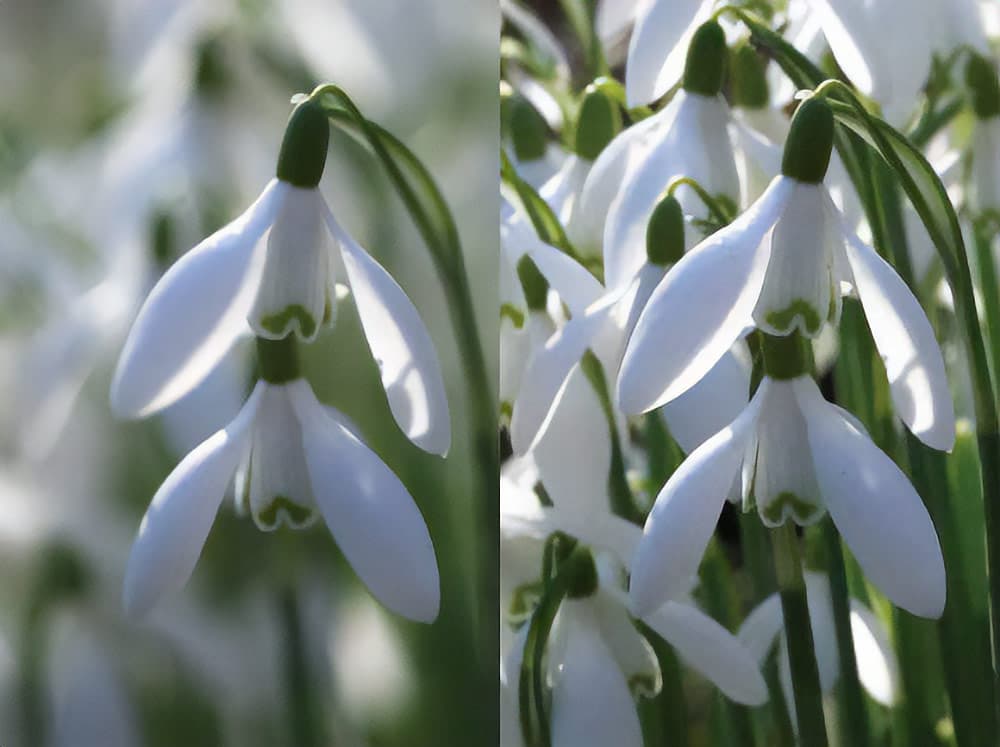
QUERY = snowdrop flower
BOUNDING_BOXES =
[739,571,899,713]
[500,475,768,747]
[804,0,988,126]
[576,22,747,289]
[623,0,720,107]
[111,98,450,457]
[123,335,440,622]
[629,336,947,620]
[618,97,955,452]
[512,195,750,461]
[502,90,567,190]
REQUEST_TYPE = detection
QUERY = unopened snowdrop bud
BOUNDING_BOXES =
[781,98,834,185]
[965,53,1000,120]
[276,100,330,188]
[503,91,550,163]
[516,254,550,311]
[729,42,769,111]
[646,194,685,266]
[682,20,727,97]
[574,86,621,160]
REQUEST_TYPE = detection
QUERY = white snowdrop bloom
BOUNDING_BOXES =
[503,90,568,190]
[802,0,988,126]
[123,338,440,622]
[739,571,899,712]
[965,54,1000,215]
[112,99,450,457]
[577,22,755,290]
[629,369,947,620]
[500,476,769,735]
[512,195,751,464]
[619,98,955,452]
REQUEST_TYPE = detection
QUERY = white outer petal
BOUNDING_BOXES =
[511,291,620,453]
[617,177,792,414]
[325,208,451,455]
[550,606,643,747]
[290,382,440,623]
[737,592,783,662]
[572,103,678,259]
[630,381,767,614]
[850,601,899,705]
[625,0,714,106]
[796,378,946,618]
[641,600,768,705]
[122,382,264,617]
[839,214,955,450]
[111,180,285,418]
[660,343,752,454]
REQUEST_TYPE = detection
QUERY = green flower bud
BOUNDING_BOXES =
[256,335,301,384]
[564,546,599,599]
[194,36,229,97]
[729,42,769,110]
[574,85,621,160]
[966,52,1000,120]
[683,21,727,97]
[646,194,686,266]
[781,97,833,184]
[516,254,550,311]
[276,100,329,188]
[503,92,550,162]
[149,210,175,269]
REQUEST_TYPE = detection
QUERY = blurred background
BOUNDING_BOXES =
[0,1,498,745]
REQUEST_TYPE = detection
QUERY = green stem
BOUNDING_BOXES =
[770,523,828,747]
[637,620,690,747]
[974,223,1000,396]
[312,87,499,716]
[819,521,870,747]
[279,586,323,747]
[667,176,736,226]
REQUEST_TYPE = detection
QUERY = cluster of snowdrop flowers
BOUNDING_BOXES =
[622,96,952,620]
[112,97,449,623]
[497,0,997,742]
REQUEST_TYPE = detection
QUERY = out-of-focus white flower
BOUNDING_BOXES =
[619,99,955,453]
[739,571,899,715]
[802,0,988,126]
[629,373,947,620]
[112,100,450,457]
[123,367,439,623]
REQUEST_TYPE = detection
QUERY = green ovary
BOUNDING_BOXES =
[765,299,821,335]
[762,491,822,525]
[261,305,317,338]
[256,496,315,530]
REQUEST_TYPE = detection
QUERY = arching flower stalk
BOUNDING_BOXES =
[618,96,955,454]
[124,335,440,622]
[111,97,450,457]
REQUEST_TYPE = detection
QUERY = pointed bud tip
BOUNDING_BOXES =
[683,21,727,97]
[781,97,833,184]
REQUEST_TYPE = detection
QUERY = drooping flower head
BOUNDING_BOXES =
[618,96,955,452]
[111,97,450,456]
